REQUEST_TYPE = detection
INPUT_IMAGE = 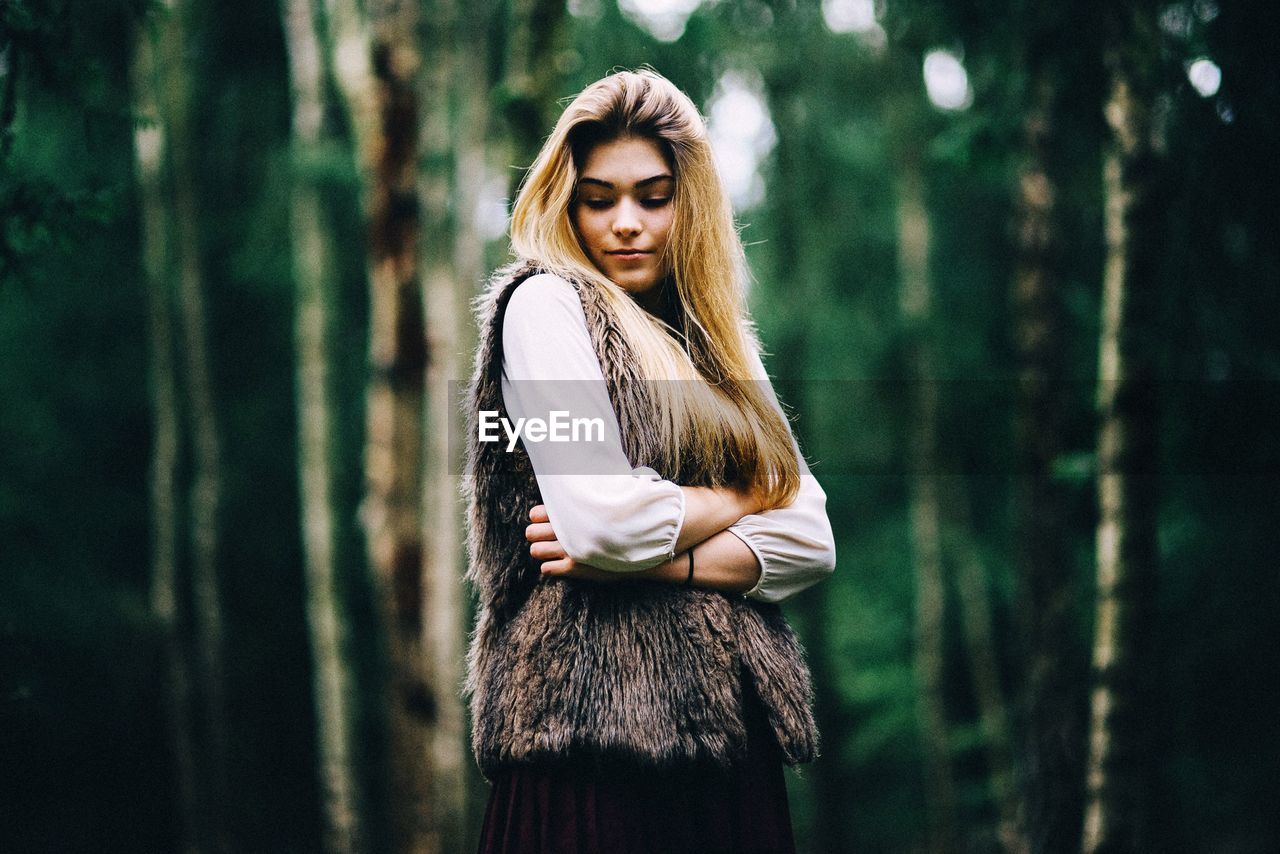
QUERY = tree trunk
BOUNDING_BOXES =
[283,0,366,849]
[940,482,1028,854]
[500,0,566,198]
[896,159,959,854]
[172,64,232,854]
[327,0,433,848]
[1082,14,1163,848]
[416,0,488,848]
[133,23,200,853]
[144,3,232,850]
[1009,73,1085,854]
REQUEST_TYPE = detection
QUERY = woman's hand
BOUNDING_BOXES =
[525,503,763,594]
[526,505,621,582]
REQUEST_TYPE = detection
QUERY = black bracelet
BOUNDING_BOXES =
[684,546,695,587]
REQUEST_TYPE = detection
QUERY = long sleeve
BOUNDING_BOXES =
[500,272,836,603]
[729,348,838,604]
[500,273,685,573]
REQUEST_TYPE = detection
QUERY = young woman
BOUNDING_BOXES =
[463,68,836,854]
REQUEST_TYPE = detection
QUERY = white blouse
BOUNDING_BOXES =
[499,272,836,603]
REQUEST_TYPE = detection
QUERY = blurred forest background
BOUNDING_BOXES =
[2,0,1277,851]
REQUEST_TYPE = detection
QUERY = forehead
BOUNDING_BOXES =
[578,136,673,185]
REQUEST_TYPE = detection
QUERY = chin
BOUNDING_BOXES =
[620,276,662,298]
[603,267,656,291]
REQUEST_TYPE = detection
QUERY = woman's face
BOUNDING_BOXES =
[572,135,675,307]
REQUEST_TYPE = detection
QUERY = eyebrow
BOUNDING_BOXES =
[576,174,674,190]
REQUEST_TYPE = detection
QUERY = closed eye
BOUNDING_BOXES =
[578,196,671,210]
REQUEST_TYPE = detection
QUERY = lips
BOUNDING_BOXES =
[607,249,653,259]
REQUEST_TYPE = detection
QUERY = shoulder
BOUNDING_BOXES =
[502,272,595,352]
[504,272,589,334]
[474,261,577,323]
[500,272,606,381]
[506,272,581,316]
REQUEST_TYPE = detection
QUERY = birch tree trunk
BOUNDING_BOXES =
[133,24,199,853]
[416,0,487,848]
[171,55,232,854]
[327,0,434,848]
[1082,9,1164,848]
[895,158,959,854]
[142,3,232,850]
[1010,72,1086,854]
[283,0,366,849]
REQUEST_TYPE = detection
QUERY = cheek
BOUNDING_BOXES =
[652,213,675,249]
[573,211,607,253]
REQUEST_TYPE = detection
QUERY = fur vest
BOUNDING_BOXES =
[462,260,819,780]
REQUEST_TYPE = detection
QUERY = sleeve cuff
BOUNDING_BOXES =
[628,464,684,568]
[667,483,687,563]
[726,525,770,600]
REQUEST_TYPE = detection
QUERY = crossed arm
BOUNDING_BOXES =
[504,274,834,600]
[527,485,766,595]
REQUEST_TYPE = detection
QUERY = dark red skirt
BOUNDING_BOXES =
[476,682,796,854]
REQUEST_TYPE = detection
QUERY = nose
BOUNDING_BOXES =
[611,197,643,238]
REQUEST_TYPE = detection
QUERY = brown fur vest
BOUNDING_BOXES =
[462,260,818,780]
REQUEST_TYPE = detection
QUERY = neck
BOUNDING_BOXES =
[633,287,663,316]
[634,278,677,325]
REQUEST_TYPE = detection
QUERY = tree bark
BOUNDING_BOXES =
[133,22,200,853]
[283,0,366,849]
[896,159,959,854]
[144,3,233,850]
[416,0,487,848]
[327,0,433,848]
[172,63,232,854]
[1082,12,1164,848]
[1009,72,1085,854]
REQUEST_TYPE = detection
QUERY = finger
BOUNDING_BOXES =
[530,540,567,561]
[525,522,557,542]
[528,505,550,523]
[540,558,573,575]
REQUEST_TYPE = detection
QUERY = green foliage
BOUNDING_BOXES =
[0,169,122,280]
[0,0,143,284]
[5,0,1279,850]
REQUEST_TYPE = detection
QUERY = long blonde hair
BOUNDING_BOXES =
[509,68,799,507]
